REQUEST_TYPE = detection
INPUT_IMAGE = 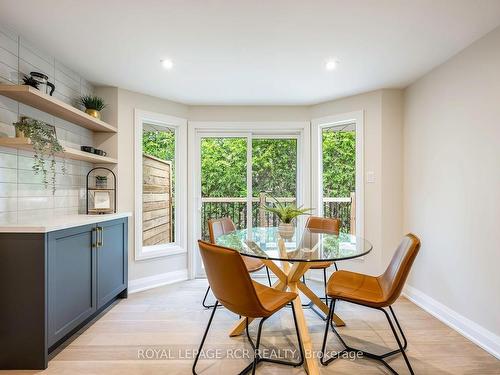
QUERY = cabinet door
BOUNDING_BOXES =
[47,224,96,347]
[96,218,128,309]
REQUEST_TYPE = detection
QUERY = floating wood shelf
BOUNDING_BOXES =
[0,85,117,133]
[0,138,118,164]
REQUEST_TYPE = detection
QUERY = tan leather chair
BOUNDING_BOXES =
[193,241,304,375]
[320,233,421,374]
[202,217,271,308]
[302,216,340,311]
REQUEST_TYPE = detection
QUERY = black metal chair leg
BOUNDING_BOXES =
[320,298,336,365]
[389,305,408,350]
[192,301,218,375]
[323,268,328,306]
[202,285,217,309]
[265,267,272,287]
[252,318,266,375]
[320,301,414,374]
[381,307,414,375]
[333,262,338,271]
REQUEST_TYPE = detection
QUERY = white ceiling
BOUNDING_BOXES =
[1,0,500,105]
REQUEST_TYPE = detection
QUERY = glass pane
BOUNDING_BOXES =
[200,137,248,240]
[252,138,297,228]
[142,123,175,245]
[322,124,356,233]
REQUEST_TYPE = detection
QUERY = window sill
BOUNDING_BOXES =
[135,244,187,261]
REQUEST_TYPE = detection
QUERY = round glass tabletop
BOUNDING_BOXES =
[216,226,373,263]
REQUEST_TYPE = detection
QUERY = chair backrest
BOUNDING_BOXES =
[305,216,340,234]
[208,217,236,244]
[198,240,267,317]
[378,233,421,305]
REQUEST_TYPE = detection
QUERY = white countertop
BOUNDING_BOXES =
[0,212,132,233]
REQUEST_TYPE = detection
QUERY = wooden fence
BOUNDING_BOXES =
[142,154,173,246]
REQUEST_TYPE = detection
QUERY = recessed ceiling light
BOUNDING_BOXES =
[161,59,173,70]
[325,59,338,71]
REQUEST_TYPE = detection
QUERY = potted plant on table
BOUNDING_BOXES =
[13,117,65,194]
[80,95,106,119]
[263,197,312,239]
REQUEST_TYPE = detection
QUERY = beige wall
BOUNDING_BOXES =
[311,90,386,275]
[96,87,189,282]
[404,27,500,336]
[188,105,310,122]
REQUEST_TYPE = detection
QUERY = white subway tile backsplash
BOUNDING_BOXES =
[0,152,16,168]
[0,182,17,197]
[0,197,17,212]
[0,47,18,70]
[0,167,17,183]
[0,61,17,83]
[18,196,53,211]
[0,93,18,112]
[0,31,18,55]
[0,29,95,216]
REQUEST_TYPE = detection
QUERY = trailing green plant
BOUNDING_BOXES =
[262,196,312,224]
[80,95,106,111]
[13,117,65,194]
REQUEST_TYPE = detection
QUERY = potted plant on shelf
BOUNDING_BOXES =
[263,196,312,239]
[80,95,106,119]
[13,117,65,194]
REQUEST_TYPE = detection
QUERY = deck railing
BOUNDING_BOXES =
[201,193,355,240]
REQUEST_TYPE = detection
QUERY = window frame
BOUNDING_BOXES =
[134,109,187,260]
[311,110,364,238]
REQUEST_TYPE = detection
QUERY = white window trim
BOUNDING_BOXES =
[311,111,364,238]
[134,109,187,261]
[187,121,310,279]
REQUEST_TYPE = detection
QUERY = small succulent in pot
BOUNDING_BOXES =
[263,196,313,239]
[22,74,40,89]
[13,117,66,194]
[80,95,106,119]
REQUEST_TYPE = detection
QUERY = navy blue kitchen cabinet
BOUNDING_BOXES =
[0,217,128,370]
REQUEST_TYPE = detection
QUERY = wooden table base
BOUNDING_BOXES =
[229,240,345,375]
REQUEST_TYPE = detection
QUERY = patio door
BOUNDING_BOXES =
[193,130,303,277]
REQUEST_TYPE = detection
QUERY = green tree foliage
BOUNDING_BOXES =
[322,130,356,197]
[252,139,297,197]
[142,131,356,199]
[142,130,175,162]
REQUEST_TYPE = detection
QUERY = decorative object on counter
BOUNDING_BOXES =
[13,117,65,194]
[95,175,108,188]
[87,167,116,214]
[93,148,107,156]
[28,71,55,96]
[263,195,312,239]
[80,145,95,153]
[80,95,106,119]
[22,74,40,89]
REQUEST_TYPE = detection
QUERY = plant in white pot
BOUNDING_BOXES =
[263,197,312,239]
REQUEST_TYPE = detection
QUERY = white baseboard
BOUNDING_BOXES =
[403,284,500,359]
[128,269,189,294]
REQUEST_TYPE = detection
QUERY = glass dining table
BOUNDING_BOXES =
[216,226,373,375]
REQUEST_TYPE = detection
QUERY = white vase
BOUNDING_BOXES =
[278,222,295,239]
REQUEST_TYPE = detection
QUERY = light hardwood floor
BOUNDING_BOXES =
[5,279,499,374]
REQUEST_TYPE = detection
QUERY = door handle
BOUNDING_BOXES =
[92,227,97,249]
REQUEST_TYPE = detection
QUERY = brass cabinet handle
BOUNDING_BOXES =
[92,227,97,248]
[96,227,103,248]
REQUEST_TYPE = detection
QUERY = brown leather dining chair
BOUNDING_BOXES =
[320,233,421,374]
[303,216,340,308]
[193,240,304,375]
[202,217,272,308]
